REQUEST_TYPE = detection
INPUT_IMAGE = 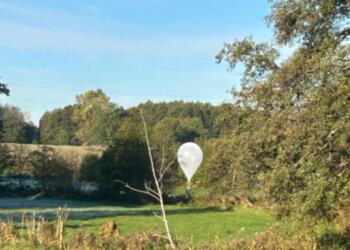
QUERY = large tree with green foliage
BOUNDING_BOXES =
[0,105,37,143]
[81,114,151,198]
[73,89,124,145]
[0,85,37,144]
[39,105,79,145]
[211,0,350,231]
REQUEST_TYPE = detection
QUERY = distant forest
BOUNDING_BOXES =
[0,91,222,146]
[0,94,228,200]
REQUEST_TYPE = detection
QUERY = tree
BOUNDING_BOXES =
[135,101,220,138]
[73,89,123,145]
[216,36,279,87]
[91,115,151,197]
[79,154,101,182]
[153,117,188,146]
[27,146,73,194]
[0,86,37,143]
[0,105,37,143]
[267,0,350,47]
[0,93,10,148]
[0,82,9,96]
[151,117,183,187]
[178,117,207,142]
[215,0,350,230]
[151,116,207,188]
[139,110,176,248]
[116,110,176,248]
[39,105,80,145]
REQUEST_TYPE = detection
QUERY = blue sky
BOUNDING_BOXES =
[0,0,274,125]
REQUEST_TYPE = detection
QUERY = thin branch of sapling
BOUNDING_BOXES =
[152,211,164,221]
[158,157,176,191]
[144,182,159,197]
[114,109,176,249]
[140,109,176,249]
[115,180,160,202]
[159,157,176,182]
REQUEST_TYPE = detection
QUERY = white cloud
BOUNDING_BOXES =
[0,18,230,58]
[0,1,239,59]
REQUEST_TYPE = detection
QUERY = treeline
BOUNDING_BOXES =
[0,90,222,146]
[0,90,225,199]
[39,92,221,146]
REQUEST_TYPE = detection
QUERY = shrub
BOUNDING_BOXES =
[27,146,73,195]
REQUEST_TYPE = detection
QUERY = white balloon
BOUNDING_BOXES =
[177,142,203,182]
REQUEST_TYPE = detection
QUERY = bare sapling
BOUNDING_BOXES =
[116,109,176,249]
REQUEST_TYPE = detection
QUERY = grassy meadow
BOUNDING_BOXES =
[0,198,273,246]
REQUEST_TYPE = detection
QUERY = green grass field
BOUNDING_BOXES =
[0,198,274,245]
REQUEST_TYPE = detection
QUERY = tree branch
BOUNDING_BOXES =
[115,180,160,202]
[158,156,176,183]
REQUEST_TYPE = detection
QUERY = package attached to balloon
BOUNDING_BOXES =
[177,142,203,186]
